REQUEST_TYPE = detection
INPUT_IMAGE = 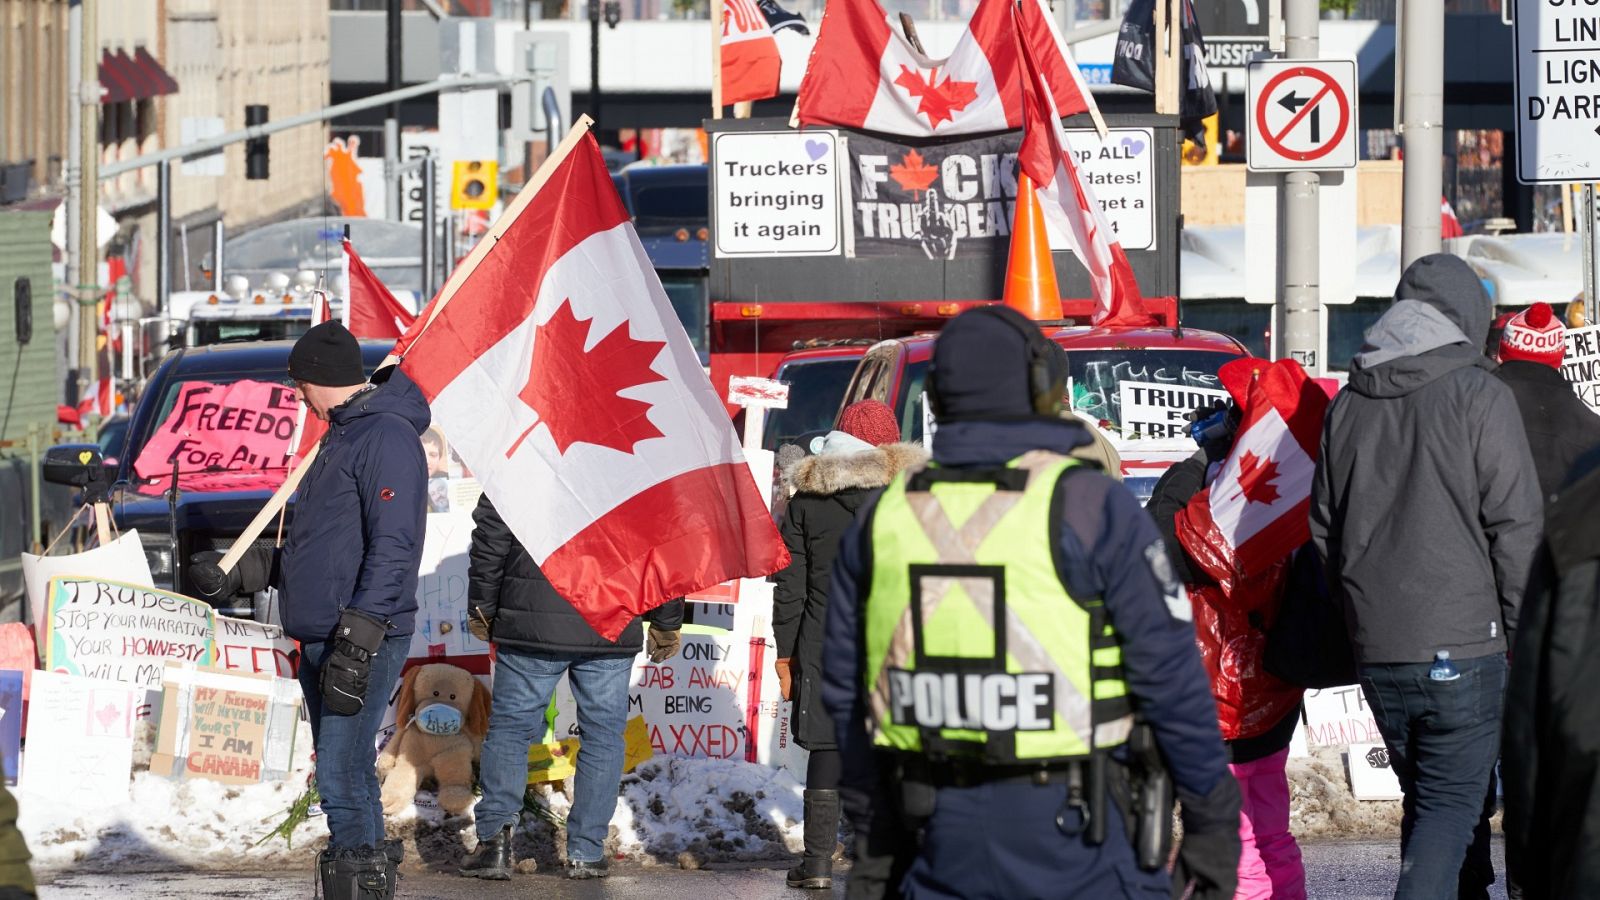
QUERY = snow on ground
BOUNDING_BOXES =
[17,729,1397,875]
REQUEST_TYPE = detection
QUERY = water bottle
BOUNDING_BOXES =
[1429,651,1461,682]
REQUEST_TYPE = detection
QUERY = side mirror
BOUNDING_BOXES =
[43,444,107,488]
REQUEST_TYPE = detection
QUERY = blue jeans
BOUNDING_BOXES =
[474,649,633,863]
[1360,653,1507,900]
[299,634,410,850]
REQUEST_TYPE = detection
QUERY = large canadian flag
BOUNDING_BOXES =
[1175,358,1329,586]
[722,0,783,105]
[1013,0,1151,327]
[795,0,1096,137]
[344,237,417,340]
[398,132,789,640]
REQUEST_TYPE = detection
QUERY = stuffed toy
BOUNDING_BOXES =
[377,663,492,815]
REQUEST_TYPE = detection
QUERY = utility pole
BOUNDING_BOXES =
[1279,0,1321,375]
[589,0,602,129]
[385,0,403,221]
[1400,0,1443,269]
[74,0,100,408]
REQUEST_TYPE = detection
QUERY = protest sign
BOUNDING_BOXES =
[131,379,300,491]
[21,670,146,805]
[1117,382,1230,441]
[712,131,843,258]
[526,716,652,785]
[1347,742,1404,800]
[846,128,1155,259]
[46,576,214,687]
[213,615,297,678]
[1562,325,1600,416]
[409,511,489,660]
[150,663,301,785]
[21,529,152,635]
[0,671,20,785]
[1301,684,1384,749]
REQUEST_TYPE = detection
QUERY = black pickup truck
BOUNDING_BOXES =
[44,340,392,617]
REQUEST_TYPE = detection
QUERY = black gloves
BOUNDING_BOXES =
[319,608,390,716]
[1172,777,1242,900]
[187,546,273,599]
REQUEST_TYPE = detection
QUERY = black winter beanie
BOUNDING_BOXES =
[930,306,1060,421]
[288,321,365,386]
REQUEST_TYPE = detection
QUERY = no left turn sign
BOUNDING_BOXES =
[1247,58,1359,172]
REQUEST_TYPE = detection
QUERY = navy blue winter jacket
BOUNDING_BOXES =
[279,366,431,643]
[820,418,1230,799]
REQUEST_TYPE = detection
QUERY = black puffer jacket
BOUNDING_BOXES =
[1496,359,1600,503]
[467,495,682,656]
[773,442,927,750]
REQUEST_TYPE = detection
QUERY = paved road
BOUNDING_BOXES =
[38,837,1509,899]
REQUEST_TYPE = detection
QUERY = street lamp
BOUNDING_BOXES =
[591,0,622,130]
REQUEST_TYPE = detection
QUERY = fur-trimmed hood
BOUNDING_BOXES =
[786,443,929,495]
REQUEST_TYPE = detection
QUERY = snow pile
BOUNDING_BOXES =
[19,719,323,873]
[611,757,804,861]
[1288,747,1403,838]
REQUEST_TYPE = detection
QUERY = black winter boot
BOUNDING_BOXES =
[458,825,514,880]
[316,847,395,900]
[787,789,840,889]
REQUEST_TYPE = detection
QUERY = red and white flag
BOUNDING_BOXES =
[399,132,789,640]
[1013,0,1151,327]
[796,0,1096,137]
[344,237,417,340]
[722,0,783,105]
[286,289,336,460]
[1175,358,1329,585]
[1441,195,1463,239]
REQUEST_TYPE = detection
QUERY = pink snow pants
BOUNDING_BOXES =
[1230,748,1306,900]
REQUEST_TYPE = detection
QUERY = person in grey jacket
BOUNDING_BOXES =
[1311,253,1542,899]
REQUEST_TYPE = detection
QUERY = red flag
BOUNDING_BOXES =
[796,0,1095,138]
[344,238,417,340]
[1013,0,1152,327]
[1174,358,1329,587]
[399,133,789,640]
[722,0,782,105]
[1441,195,1463,239]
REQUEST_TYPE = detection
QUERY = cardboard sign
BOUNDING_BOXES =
[150,663,301,785]
[526,716,653,785]
[1301,684,1385,749]
[0,671,21,785]
[132,379,301,490]
[1347,741,1404,800]
[1117,382,1230,442]
[21,529,153,635]
[20,670,144,806]
[712,130,843,258]
[213,615,298,678]
[727,376,791,410]
[1562,325,1600,416]
[408,511,491,660]
[46,577,214,687]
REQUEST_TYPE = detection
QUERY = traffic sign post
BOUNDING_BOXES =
[1512,0,1600,184]
[1246,58,1358,171]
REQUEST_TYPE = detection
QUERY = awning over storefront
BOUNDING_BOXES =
[99,48,178,104]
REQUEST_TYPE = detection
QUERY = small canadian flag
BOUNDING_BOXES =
[1175,358,1330,585]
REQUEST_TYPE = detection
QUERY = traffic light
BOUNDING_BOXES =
[451,160,498,210]
[245,104,269,180]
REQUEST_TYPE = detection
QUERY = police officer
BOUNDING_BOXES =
[820,306,1241,899]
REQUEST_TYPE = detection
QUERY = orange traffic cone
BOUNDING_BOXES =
[1003,172,1063,322]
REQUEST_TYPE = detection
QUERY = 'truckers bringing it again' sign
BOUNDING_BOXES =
[132,380,303,491]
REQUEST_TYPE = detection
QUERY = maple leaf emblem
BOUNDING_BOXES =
[889,150,939,197]
[1230,451,1282,507]
[508,299,667,457]
[892,65,979,129]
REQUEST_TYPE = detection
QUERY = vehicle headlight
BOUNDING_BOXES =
[141,534,174,587]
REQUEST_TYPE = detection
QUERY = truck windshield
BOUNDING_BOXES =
[763,358,863,451]
[1067,350,1239,441]
[189,318,312,346]
[659,274,708,352]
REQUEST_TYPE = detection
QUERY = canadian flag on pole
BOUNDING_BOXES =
[796,0,1097,138]
[398,126,789,640]
[1013,0,1151,327]
[722,0,783,105]
[1175,358,1330,586]
[344,237,417,340]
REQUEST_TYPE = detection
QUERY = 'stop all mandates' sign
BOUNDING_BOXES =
[47,576,215,687]
[1562,324,1600,416]
[1513,0,1600,183]
[713,130,843,258]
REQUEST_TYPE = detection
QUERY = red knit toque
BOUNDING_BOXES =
[1498,302,1565,368]
[837,400,901,447]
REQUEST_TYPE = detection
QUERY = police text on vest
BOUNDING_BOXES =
[888,670,1055,731]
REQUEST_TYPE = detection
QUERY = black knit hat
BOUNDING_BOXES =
[288,321,364,387]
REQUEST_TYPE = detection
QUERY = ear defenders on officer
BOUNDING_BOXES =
[926,305,1069,420]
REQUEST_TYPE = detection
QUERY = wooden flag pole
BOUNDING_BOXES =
[712,0,724,119]
[217,115,599,574]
